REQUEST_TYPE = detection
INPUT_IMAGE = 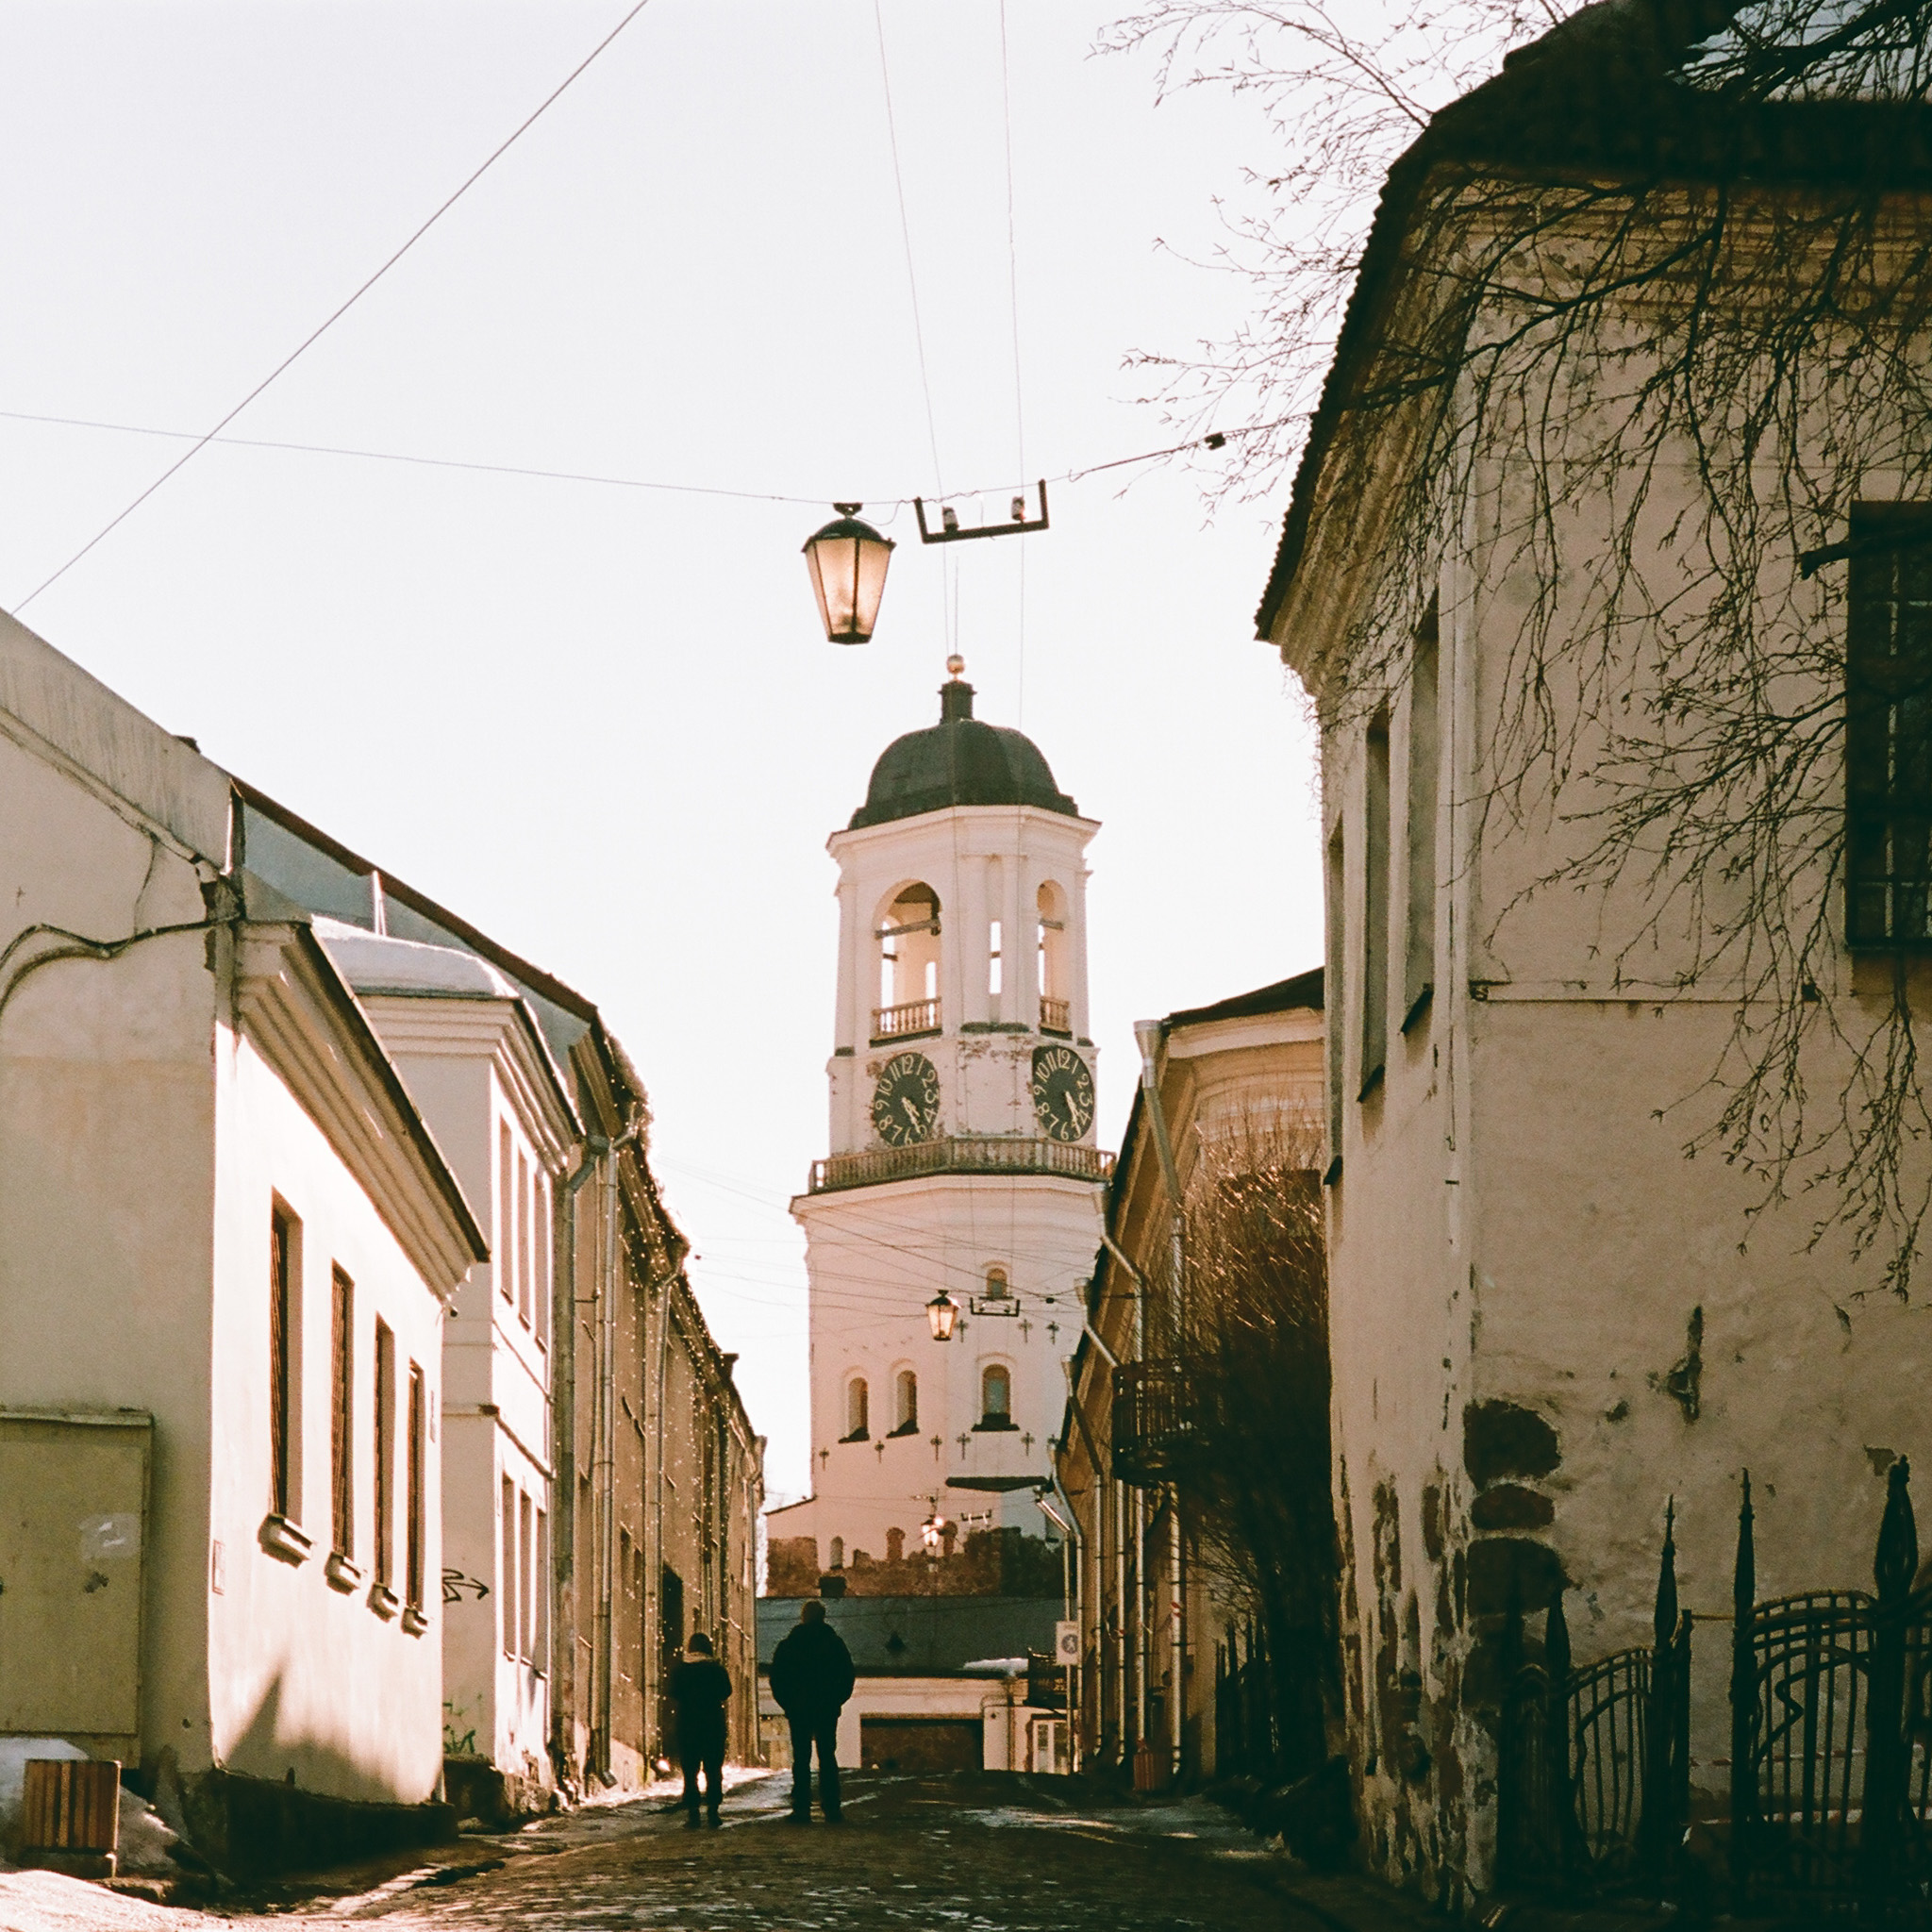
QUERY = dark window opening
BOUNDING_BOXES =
[1848,505,1932,947]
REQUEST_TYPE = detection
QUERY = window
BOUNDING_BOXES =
[1361,708,1391,1097]
[874,885,942,1037]
[520,1490,535,1660]
[1848,506,1932,946]
[330,1268,355,1558]
[979,1362,1014,1429]
[989,919,1003,996]
[1325,824,1344,1179]
[1037,882,1070,1032]
[829,1536,845,1571]
[892,1369,919,1435]
[406,1361,425,1611]
[1404,602,1440,1028]
[270,1205,299,1521]
[534,1508,550,1674]
[498,1122,515,1303]
[374,1320,395,1590]
[503,1475,519,1659]
[516,1149,533,1327]
[533,1173,552,1349]
[983,1265,1010,1304]
[843,1377,870,1441]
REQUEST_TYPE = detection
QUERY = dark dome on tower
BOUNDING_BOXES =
[849,673,1079,830]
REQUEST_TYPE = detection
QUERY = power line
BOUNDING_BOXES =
[872,0,945,497]
[13,0,656,613]
[0,405,1297,519]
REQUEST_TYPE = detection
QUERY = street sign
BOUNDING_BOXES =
[1055,1621,1079,1664]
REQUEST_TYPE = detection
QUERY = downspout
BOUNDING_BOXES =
[558,1141,602,1782]
[1134,1019,1187,1787]
[594,1115,643,1780]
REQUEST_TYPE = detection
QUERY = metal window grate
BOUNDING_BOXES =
[1847,506,1932,947]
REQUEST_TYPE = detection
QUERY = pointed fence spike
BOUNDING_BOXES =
[1655,1495,1680,1650]
[1876,1456,1918,1601]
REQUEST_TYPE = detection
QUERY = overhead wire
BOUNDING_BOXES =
[12,0,657,614]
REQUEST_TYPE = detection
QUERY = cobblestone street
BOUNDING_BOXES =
[286,1773,1396,1932]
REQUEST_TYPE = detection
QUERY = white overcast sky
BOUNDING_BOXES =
[0,1,1323,1503]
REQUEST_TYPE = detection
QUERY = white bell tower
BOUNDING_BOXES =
[776,661,1110,1572]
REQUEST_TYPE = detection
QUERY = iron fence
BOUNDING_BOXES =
[1730,1457,1932,1922]
[1498,1505,1690,1899]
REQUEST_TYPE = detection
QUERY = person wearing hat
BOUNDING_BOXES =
[669,1631,732,1827]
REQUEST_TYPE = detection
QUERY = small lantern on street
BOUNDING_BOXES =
[925,1289,959,1342]
[804,504,894,644]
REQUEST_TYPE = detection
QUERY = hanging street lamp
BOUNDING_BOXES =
[925,1289,959,1342]
[804,504,895,644]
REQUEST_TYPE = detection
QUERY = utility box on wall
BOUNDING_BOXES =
[0,1410,151,1758]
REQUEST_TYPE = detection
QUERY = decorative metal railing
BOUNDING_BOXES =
[1729,1458,1932,1919]
[1040,995,1072,1033]
[1111,1358,1196,1487]
[808,1135,1113,1194]
[1498,1507,1690,1900]
[872,997,941,1041]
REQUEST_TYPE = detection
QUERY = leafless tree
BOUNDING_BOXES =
[1151,1114,1339,1773]
[1111,0,1932,1297]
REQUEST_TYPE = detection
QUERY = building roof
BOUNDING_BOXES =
[1161,966,1324,1033]
[756,1594,1060,1674]
[849,676,1078,829]
[1254,0,1932,640]
[314,920,522,1002]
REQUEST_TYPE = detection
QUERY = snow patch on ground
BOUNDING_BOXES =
[0,1871,223,1932]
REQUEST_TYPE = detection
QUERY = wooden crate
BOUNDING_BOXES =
[21,1757,121,1854]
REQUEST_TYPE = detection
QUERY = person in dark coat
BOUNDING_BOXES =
[768,1600,855,1822]
[668,1631,732,1826]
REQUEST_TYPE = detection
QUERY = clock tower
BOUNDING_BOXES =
[775,660,1110,1573]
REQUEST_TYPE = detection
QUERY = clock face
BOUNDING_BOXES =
[1031,1043,1094,1143]
[872,1052,941,1147]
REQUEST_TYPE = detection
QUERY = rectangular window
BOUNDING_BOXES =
[517,1149,533,1328]
[406,1361,425,1610]
[498,1121,515,1303]
[1361,709,1391,1097]
[534,1174,552,1351]
[270,1205,298,1520]
[374,1319,395,1590]
[503,1474,519,1659]
[989,920,1003,996]
[1847,506,1932,946]
[1325,824,1345,1176]
[330,1268,355,1558]
[534,1507,550,1675]
[520,1490,535,1660]
[1404,602,1441,1027]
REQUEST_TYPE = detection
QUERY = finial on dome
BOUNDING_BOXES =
[939,659,975,723]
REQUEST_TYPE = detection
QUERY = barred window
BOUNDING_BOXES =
[1847,507,1932,946]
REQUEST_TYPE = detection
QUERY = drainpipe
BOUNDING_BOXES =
[1134,1019,1187,1786]
[591,1115,643,1780]
[557,1141,601,1782]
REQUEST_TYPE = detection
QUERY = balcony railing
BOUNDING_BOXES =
[809,1135,1114,1194]
[1111,1358,1196,1487]
[1040,995,1071,1034]
[872,997,941,1042]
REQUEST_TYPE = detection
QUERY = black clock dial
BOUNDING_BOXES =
[1031,1044,1094,1143]
[872,1052,941,1147]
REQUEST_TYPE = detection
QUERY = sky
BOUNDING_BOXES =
[0,0,1324,1504]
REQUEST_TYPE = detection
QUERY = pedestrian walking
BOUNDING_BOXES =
[669,1631,732,1827]
[768,1599,855,1823]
